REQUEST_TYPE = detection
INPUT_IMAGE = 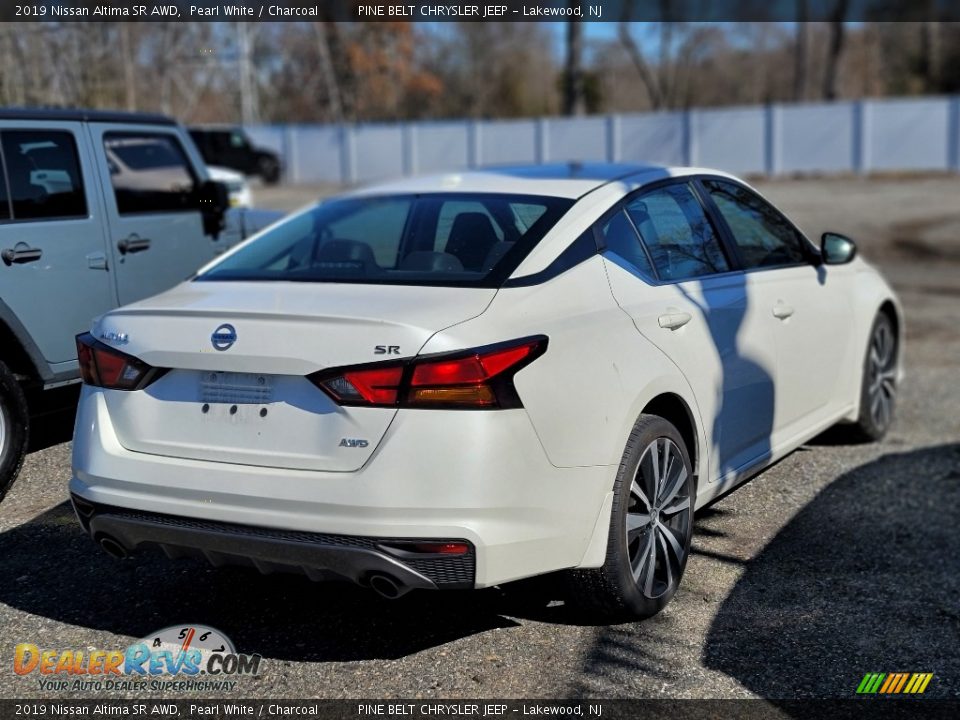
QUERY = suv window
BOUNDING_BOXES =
[626,183,730,281]
[104,132,197,215]
[1,130,86,221]
[598,210,654,278]
[703,179,808,269]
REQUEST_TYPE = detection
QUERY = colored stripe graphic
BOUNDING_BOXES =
[857,672,933,694]
[893,673,910,693]
[857,673,886,694]
[879,674,897,693]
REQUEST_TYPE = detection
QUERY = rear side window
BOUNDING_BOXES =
[199,193,573,287]
[0,130,86,221]
[104,132,197,215]
[626,183,730,281]
[598,210,654,279]
[703,179,809,269]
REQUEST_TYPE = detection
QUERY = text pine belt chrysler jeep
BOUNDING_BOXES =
[69,164,901,619]
[0,108,278,503]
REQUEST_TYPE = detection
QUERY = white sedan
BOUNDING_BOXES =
[70,164,901,619]
[207,164,253,208]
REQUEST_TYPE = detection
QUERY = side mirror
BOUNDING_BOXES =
[198,180,230,238]
[821,232,857,265]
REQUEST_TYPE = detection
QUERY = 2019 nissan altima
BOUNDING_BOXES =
[70,164,901,618]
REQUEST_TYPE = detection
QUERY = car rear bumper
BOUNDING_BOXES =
[71,388,615,588]
[71,494,474,594]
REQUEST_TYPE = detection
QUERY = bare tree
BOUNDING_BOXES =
[563,10,585,116]
[823,0,850,100]
[314,22,344,122]
[793,0,809,101]
[919,20,941,91]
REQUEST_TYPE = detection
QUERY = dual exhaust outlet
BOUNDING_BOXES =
[95,534,413,599]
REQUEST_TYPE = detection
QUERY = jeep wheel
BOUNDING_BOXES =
[258,156,281,185]
[0,360,29,504]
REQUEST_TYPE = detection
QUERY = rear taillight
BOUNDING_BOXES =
[310,336,547,410]
[76,333,162,391]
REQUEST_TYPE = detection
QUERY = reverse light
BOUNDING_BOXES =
[76,333,162,391]
[311,336,547,410]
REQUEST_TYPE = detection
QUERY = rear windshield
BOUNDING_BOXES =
[197,193,574,287]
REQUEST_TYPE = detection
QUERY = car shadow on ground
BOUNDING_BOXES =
[0,501,521,662]
[571,443,960,699]
[701,442,960,699]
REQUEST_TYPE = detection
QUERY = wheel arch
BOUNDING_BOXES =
[0,308,47,383]
[878,299,901,345]
[641,392,700,484]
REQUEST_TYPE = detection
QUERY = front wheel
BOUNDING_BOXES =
[567,414,694,620]
[0,360,29,504]
[848,312,898,442]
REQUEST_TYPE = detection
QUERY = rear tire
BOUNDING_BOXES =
[567,414,694,620]
[847,312,898,442]
[0,360,29,504]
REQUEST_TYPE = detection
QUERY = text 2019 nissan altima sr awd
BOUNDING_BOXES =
[70,164,902,619]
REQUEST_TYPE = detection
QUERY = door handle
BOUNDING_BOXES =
[1,243,42,265]
[658,311,692,330]
[772,302,795,320]
[117,234,151,255]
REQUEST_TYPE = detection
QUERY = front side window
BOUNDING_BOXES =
[703,179,808,269]
[199,193,573,287]
[104,132,197,215]
[626,183,730,281]
[1,130,86,221]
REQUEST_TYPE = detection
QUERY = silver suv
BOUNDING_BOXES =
[0,108,274,502]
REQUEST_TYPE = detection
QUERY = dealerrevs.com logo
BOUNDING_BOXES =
[14,625,261,693]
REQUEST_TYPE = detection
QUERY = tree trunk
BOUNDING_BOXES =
[823,0,850,101]
[793,0,808,101]
[920,21,941,92]
[315,22,344,122]
[563,11,585,116]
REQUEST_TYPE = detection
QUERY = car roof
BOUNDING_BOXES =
[345,163,711,200]
[0,107,177,125]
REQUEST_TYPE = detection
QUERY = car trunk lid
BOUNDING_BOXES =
[96,281,496,471]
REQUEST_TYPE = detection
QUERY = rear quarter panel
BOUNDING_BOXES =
[419,256,707,474]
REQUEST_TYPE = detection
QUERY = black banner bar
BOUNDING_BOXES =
[1,0,959,23]
[1,700,959,720]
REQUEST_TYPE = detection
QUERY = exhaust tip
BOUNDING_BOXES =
[98,536,130,560]
[369,573,405,600]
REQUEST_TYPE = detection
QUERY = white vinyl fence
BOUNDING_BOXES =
[245,95,960,185]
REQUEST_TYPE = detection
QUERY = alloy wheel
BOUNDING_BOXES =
[625,437,692,599]
[867,320,897,432]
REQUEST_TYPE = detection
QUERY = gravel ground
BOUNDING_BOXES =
[1,177,958,701]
